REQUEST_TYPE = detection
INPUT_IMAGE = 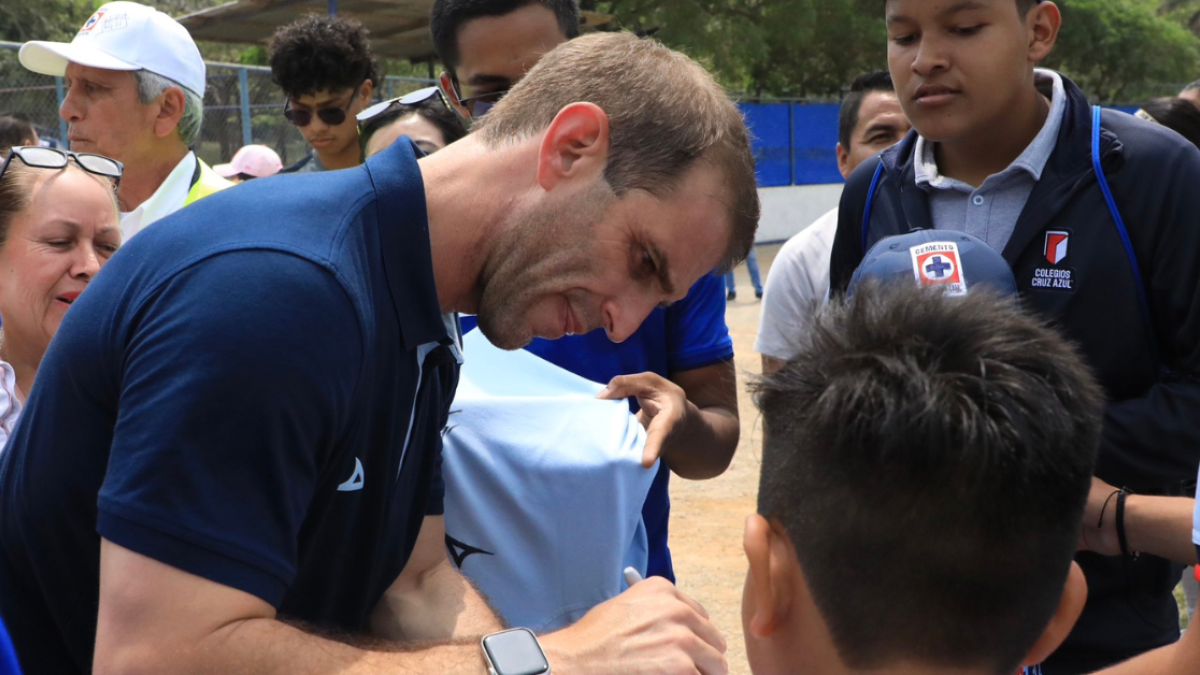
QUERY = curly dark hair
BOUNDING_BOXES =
[269,14,381,99]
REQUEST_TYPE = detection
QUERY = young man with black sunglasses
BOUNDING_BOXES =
[270,14,378,173]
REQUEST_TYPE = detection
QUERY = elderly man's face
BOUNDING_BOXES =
[475,161,732,349]
[60,63,158,163]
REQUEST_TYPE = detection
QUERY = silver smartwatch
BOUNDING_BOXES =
[481,628,550,675]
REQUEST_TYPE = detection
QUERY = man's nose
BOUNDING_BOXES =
[602,294,660,344]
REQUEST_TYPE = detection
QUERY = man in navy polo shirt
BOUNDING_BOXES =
[0,32,759,675]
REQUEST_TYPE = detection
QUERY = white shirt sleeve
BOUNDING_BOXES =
[1192,465,1200,549]
[0,361,23,453]
[755,208,839,361]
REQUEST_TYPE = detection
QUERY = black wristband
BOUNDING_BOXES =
[1115,488,1134,558]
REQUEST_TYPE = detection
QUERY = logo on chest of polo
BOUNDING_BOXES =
[1031,230,1075,292]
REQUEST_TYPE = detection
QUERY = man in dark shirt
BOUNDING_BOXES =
[0,32,758,675]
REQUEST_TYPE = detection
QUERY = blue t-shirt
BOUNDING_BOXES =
[0,141,458,674]
[461,270,732,580]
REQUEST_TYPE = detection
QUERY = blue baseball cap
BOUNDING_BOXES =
[848,230,1018,298]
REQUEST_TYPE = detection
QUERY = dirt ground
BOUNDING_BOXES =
[667,243,784,675]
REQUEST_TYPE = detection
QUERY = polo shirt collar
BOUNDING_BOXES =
[365,140,449,350]
[914,69,1066,189]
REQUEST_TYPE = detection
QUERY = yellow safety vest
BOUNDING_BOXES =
[183,157,234,207]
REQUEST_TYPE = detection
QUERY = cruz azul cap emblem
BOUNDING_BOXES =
[1044,230,1069,265]
[910,242,967,297]
[80,11,105,33]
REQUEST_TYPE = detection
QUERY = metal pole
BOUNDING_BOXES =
[327,0,336,15]
[54,77,69,146]
[238,67,253,147]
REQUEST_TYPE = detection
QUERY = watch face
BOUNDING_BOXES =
[483,628,549,675]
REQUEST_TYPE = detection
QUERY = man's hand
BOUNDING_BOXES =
[598,372,692,469]
[540,576,728,675]
[1077,477,1121,556]
[596,362,739,479]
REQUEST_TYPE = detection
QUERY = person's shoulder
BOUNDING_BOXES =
[1102,108,1200,174]
[280,153,315,174]
[778,207,838,262]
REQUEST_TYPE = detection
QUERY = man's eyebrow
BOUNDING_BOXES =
[862,121,903,138]
[649,243,675,295]
[465,74,512,88]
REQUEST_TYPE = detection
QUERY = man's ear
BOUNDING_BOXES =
[743,514,796,639]
[358,78,375,106]
[836,142,852,181]
[1022,561,1087,668]
[1026,1,1062,64]
[439,72,472,120]
[153,86,187,141]
[535,102,609,192]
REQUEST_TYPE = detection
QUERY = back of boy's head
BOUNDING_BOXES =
[430,0,580,73]
[754,282,1102,675]
[837,70,895,151]
[269,14,380,99]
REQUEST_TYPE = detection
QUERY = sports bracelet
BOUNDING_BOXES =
[1115,487,1137,558]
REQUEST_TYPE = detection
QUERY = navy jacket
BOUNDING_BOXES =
[830,75,1200,673]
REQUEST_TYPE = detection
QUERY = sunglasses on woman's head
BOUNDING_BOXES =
[356,86,447,124]
[0,146,123,186]
[283,81,365,128]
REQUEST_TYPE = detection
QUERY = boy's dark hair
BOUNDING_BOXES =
[430,0,580,73]
[1140,97,1200,151]
[359,93,467,153]
[269,14,381,99]
[0,115,37,151]
[754,283,1103,675]
[837,70,896,151]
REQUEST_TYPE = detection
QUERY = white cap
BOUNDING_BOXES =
[19,1,205,98]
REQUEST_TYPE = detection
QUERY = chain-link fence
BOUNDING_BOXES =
[0,41,435,167]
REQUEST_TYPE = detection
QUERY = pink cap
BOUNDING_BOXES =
[214,144,283,178]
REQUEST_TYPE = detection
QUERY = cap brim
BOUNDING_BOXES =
[213,163,237,178]
[19,41,140,77]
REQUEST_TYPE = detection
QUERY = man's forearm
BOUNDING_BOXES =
[1124,494,1198,565]
[1094,619,1200,675]
[99,616,489,675]
[662,404,739,479]
[371,558,503,642]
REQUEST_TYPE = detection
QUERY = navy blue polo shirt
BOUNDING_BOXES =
[0,141,458,674]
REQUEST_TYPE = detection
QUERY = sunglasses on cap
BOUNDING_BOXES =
[449,77,512,119]
[356,86,448,124]
[0,146,123,186]
[283,81,366,128]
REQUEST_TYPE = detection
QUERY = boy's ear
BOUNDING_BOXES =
[1026,1,1062,63]
[743,514,797,639]
[1022,561,1087,668]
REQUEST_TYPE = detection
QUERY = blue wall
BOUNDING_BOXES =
[740,102,1140,188]
[740,102,842,188]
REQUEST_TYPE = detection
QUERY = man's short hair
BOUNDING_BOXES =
[430,0,580,73]
[0,115,37,151]
[837,70,895,151]
[269,14,381,99]
[133,71,203,146]
[754,283,1103,675]
[474,31,758,272]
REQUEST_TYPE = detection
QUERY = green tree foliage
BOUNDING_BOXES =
[1046,0,1200,102]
